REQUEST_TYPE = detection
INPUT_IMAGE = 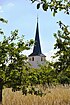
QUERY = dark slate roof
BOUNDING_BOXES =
[29,53,46,57]
[28,19,46,57]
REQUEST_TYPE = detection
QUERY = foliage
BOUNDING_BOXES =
[31,0,70,16]
[55,67,70,86]
[0,17,34,90]
[0,18,8,35]
[53,21,70,71]
[20,62,59,95]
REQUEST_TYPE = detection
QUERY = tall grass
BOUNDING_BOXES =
[3,86,70,105]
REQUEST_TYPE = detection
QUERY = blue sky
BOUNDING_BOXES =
[0,0,70,61]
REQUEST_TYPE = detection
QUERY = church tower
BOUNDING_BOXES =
[28,18,46,68]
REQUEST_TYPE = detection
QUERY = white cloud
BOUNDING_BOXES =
[45,49,58,62]
[0,2,15,12]
[0,6,4,12]
[23,49,32,56]
[7,2,15,7]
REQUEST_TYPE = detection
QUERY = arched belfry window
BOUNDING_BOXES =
[41,57,43,61]
[32,57,34,61]
[41,57,46,61]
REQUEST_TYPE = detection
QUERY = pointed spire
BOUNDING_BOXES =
[33,17,42,55]
[29,17,46,57]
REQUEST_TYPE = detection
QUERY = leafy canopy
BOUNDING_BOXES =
[53,21,70,71]
[31,0,70,16]
[0,17,34,89]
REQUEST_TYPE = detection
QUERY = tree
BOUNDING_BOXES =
[31,0,70,16]
[57,68,70,85]
[0,17,33,103]
[53,21,70,71]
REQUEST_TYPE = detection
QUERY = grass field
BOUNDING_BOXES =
[3,85,70,105]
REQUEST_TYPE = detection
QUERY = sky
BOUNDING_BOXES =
[0,0,70,61]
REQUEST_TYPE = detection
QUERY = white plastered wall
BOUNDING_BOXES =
[28,56,46,68]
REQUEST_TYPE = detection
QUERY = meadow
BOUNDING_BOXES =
[3,85,70,105]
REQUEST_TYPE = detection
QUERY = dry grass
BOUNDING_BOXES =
[2,86,70,105]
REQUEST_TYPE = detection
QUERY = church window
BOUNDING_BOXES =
[44,57,46,61]
[32,57,34,61]
[41,57,43,61]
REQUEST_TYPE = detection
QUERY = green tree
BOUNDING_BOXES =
[39,61,58,86]
[53,21,70,71]
[0,18,33,103]
[57,67,70,85]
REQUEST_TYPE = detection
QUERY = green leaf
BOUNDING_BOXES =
[53,12,55,16]
[0,17,8,23]
[42,3,48,11]
[37,3,40,9]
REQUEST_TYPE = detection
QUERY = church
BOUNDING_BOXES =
[28,18,46,68]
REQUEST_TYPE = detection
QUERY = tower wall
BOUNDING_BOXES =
[28,56,46,68]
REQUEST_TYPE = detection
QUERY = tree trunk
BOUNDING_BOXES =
[0,89,2,105]
[0,78,3,105]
